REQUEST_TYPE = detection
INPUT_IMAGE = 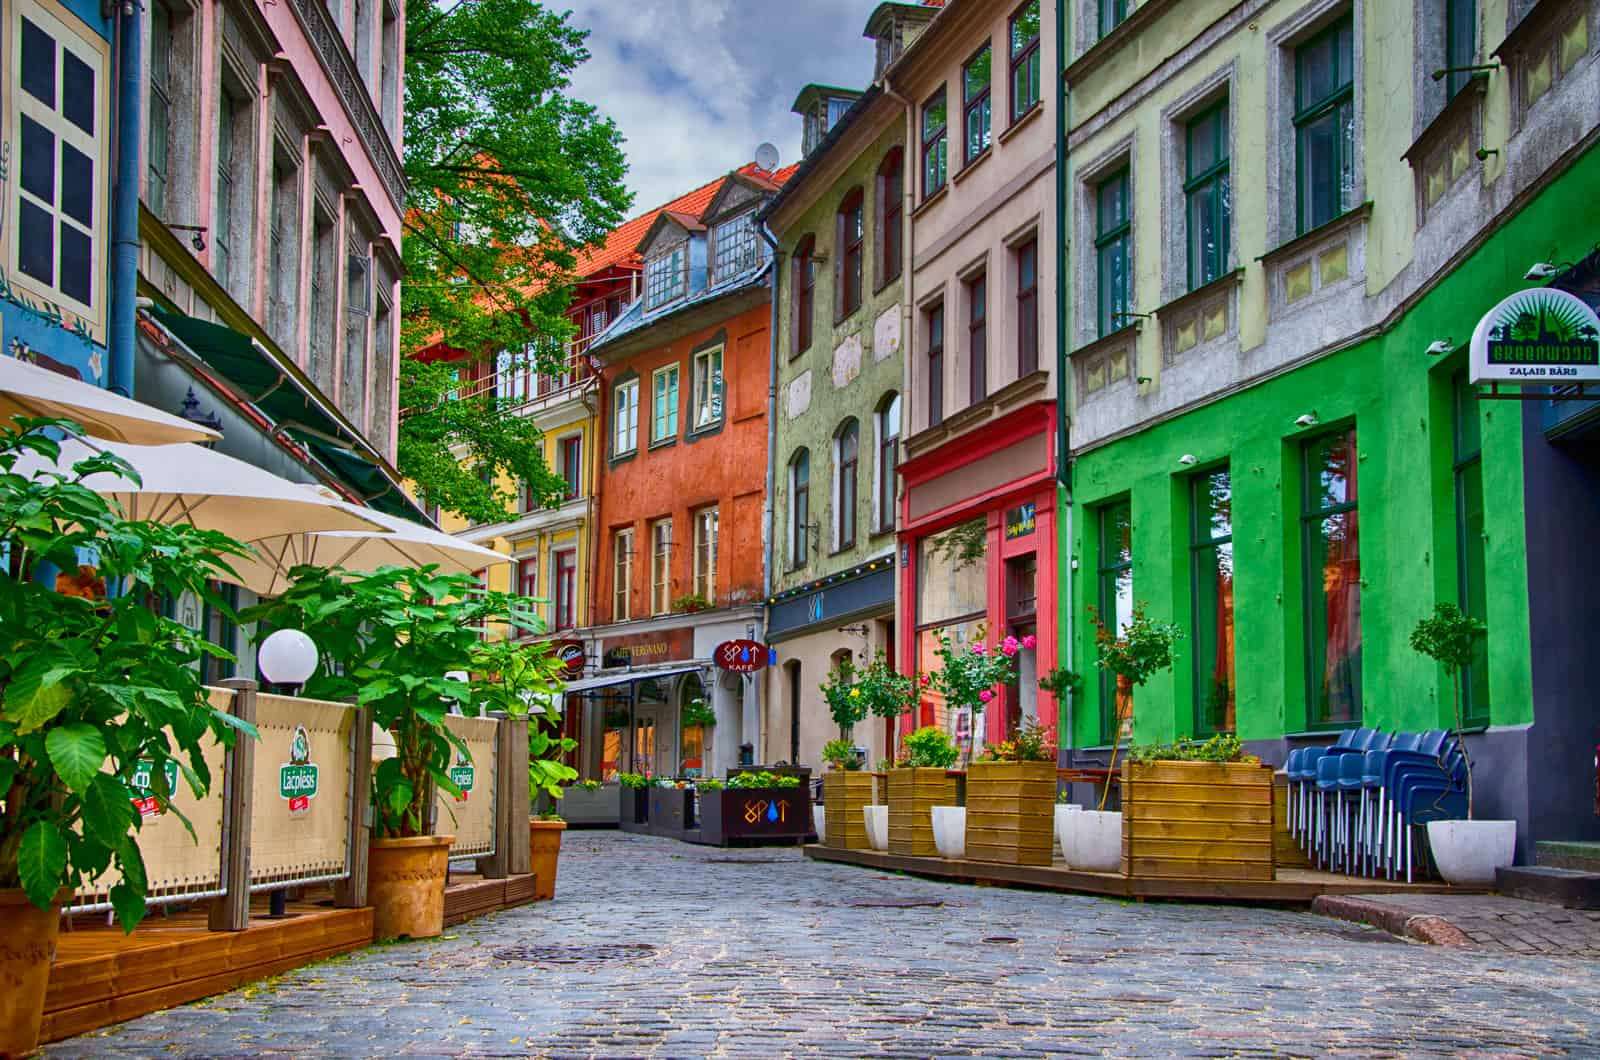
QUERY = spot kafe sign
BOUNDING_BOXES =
[1470,288,1600,384]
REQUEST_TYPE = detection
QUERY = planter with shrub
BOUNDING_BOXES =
[821,739,874,851]
[1120,735,1274,882]
[966,719,1056,867]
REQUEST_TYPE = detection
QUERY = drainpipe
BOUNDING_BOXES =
[582,380,601,631]
[109,1,142,397]
[757,222,782,605]
[882,75,914,746]
[1053,0,1076,758]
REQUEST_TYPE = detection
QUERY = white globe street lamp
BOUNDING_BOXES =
[258,628,319,691]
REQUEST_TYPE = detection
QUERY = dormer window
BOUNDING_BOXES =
[645,244,687,309]
[795,85,864,156]
[711,210,762,284]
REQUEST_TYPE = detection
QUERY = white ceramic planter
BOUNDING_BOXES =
[1054,804,1082,864]
[864,805,889,851]
[1067,810,1124,873]
[931,806,966,859]
[812,805,826,844]
[1427,819,1516,886]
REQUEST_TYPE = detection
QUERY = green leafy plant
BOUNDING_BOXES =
[697,778,725,792]
[1056,789,1074,805]
[1090,602,1184,809]
[822,737,861,772]
[875,758,895,773]
[535,810,564,823]
[927,633,1017,715]
[820,652,917,742]
[1038,665,1084,700]
[243,565,542,839]
[1410,602,1488,817]
[0,418,255,931]
[902,726,959,770]
[575,779,602,792]
[618,772,649,790]
[1126,734,1252,765]
[681,698,717,728]
[671,593,712,613]
[727,771,801,790]
[471,635,576,803]
[979,718,1055,763]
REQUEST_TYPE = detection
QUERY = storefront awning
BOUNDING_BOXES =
[560,663,706,695]
[144,307,425,523]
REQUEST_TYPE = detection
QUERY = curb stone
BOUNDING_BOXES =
[1311,895,1474,946]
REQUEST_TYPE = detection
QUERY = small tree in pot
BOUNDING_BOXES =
[246,565,541,937]
[1090,602,1183,810]
[0,420,254,1055]
[1409,602,1512,884]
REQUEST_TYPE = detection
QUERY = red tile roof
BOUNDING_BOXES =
[573,162,798,278]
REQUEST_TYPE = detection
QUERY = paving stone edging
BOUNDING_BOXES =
[1312,895,1474,946]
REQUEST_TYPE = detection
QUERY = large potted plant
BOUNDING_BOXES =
[820,737,873,850]
[1411,603,1512,885]
[967,719,1057,866]
[1119,735,1274,882]
[618,772,651,831]
[896,726,953,858]
[696,771,809,845]
[0,419,253,1056]
[1075,603,1183,873]
[247,565,537,940]
[472,636,574,901]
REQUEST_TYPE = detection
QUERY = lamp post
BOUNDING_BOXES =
[256,628,318,919]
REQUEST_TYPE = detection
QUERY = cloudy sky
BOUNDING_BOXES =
[564,0,887,214]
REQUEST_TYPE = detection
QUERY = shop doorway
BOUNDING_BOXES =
[1005,553,1039,734]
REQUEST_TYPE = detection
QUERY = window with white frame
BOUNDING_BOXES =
[692,507,719,603]
[712,210,762,283]
[652,363,679,442]
[692,346,724,430]
[613,377,639,454]
[552,549,576,631]
[12,0,106,322]
[650,518,673,614]
[645,244,687,308]
[613,528,634,622]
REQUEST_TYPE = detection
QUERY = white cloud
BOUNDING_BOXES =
[565,1,882,212]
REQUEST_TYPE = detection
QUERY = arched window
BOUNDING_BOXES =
[789,448,811,569]
[835,188,864,321]
[875,392,901,534]
[876,148,904,289]
[835,419,860,551]
[793,235,816,355]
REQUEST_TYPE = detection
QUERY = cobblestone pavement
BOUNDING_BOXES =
[51,832,1600,1058]
[1317,891,1600,957]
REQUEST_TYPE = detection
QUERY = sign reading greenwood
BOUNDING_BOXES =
[279,725,320,815]
[1470,288,1600,384]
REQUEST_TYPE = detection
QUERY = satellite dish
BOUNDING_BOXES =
[755,142,780,172]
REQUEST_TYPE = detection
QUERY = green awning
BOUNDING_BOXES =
[147,308,424,523]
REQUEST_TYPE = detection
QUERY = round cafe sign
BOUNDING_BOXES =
[1470,288,1600,384]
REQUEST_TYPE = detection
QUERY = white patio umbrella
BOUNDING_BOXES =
[11,437,383,541]
[1,355,221,445]
[232,488,510,596]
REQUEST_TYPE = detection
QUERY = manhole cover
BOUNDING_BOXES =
[847,898,945,909]
[981,936,1020,945]
[492,943,657,965]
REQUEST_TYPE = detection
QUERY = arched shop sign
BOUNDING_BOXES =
[1470,288,1600,384]
[714,639,768,673]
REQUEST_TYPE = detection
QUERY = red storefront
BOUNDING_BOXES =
[896,400,1060,751]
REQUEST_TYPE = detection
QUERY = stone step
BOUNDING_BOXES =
[1496,865,1600,910]
[1537,840,1600,873]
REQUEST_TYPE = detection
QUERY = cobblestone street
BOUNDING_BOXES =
[51,832,1600,1058]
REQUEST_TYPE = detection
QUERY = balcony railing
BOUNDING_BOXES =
[448,338,598,411]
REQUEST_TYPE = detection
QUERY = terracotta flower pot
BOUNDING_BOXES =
[368,834,454,940]
[528,818,567,900]
[1,887,72,1058]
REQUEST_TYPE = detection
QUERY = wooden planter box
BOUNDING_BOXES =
[886,768,957,858]
[965,760,1054,866]
[823,770,875,851]
[1121,761,1276,882]
[693,787,812,846]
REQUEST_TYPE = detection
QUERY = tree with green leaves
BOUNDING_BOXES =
[399,0,632,525]
[1410,602,1487,817]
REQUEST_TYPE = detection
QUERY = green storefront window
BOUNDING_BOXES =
[1097,500,1133,743]
[1453,371,1490,726]
[1302,428,1361,728]
[1191,469,1235,735]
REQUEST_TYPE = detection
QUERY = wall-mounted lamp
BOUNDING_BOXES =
[1177,454,1198,467]
[1525,262,1564,281]
[1426,339,1456,357]
[1136,375,1152,385]
[1475,146,1500,161]
[1294,412,1320,428]
[1430,61,1500,83]
[167,223,209,253]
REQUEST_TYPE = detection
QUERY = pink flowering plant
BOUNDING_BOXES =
[927,632,1017,716]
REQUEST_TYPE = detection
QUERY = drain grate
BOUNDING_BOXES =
[847,898,945,909]
[492,943,658,965]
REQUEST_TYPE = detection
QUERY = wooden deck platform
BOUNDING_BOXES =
[444,871,539,926]
[43,898,374,1044]
[804,844,1481,903]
